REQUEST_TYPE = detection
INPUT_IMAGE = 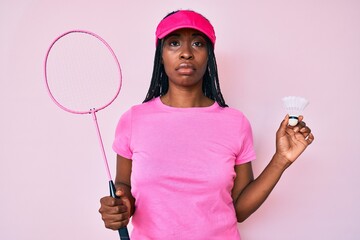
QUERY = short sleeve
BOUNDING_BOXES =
[235,115,256,165]
[112,109,133,159]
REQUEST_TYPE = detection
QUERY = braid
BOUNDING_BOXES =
[143,39,166,102]
[203,38,228,107]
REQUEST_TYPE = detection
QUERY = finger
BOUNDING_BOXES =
[300,126,311,138]
[296,124,307,134]
[115,188,131,209]
[121,196,132,216]
[296,117,313,140]
[100,196,123,207]
[105,220,130,230]
[116,188,125,198]
[102,214,130,230]
[297,121,306,128]
[277,115,289,136]
[100,196,116,206]
[298,115,304,122]
[100,204,131,228]
[305,132,315,145]
[297,120,311,138]
[101,203,128,214]
[115,184,131,198]
[113,188,132,214]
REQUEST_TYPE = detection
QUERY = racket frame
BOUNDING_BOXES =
[44,30,122,115]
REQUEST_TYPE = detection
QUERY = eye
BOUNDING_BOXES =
[169,40,180,47]
[193,41,204,47]
[192,37,207,48]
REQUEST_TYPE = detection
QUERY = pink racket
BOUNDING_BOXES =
[44,30,129,239]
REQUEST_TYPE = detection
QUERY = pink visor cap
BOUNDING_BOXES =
[155,10,216,46]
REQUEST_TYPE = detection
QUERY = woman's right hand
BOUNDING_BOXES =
[99,188,132,230]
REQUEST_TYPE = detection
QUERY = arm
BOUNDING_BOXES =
[99,155,135,230]
[232,115,314,222]
[115,154,136,216]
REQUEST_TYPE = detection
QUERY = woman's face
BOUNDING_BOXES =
[162,28,208,90]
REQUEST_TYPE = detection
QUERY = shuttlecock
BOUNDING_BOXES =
[282,96,309,126]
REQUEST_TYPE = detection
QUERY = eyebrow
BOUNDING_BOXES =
[165,32,206,39]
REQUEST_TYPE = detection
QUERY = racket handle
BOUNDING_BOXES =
[118,227,130,239]
[109,180,131,240]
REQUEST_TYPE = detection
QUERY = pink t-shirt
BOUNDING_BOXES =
[113,97,256,240]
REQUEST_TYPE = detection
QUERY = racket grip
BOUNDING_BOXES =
[109,180,131,240]
[118,227,130,239]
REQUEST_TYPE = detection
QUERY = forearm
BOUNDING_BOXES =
[234,154,291,222]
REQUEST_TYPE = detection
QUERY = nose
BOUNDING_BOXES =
[180,43,194,60]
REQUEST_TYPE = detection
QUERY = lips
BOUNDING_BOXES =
[176,63,195,75]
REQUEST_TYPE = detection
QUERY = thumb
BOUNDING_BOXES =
[115,188,125,198]
[115,187,132,214]
[277,115,289,136]
[121,196,132,215]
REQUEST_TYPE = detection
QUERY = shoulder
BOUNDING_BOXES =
[119,98,158,119]
[129,98,157,113]
[215,105,254,133]
[218,105,248,121]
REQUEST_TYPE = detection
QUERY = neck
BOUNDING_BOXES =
[160,89,214,108]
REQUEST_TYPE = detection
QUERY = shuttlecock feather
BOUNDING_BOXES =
[282,96,309,126]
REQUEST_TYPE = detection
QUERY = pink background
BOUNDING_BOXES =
[1,0,359,239]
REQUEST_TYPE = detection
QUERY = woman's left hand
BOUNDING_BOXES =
[275,115,314,164]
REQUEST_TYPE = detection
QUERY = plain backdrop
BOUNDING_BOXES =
[1,0,359,239]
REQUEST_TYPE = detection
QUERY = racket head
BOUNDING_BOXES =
[44,30,122,114]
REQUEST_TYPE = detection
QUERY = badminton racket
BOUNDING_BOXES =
[44,30,130,239]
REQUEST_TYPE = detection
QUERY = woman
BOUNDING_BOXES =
[99,10,314,239]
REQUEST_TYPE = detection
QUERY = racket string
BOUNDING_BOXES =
[45,31,121,113]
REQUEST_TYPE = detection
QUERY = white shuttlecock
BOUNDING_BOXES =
[282,96,309,126]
